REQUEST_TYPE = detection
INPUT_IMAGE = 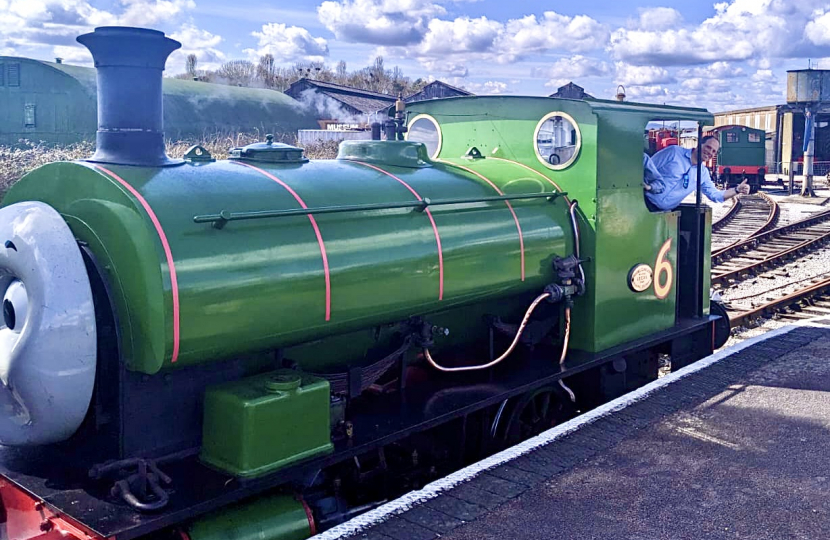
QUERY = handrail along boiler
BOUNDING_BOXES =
[0,26,724,540]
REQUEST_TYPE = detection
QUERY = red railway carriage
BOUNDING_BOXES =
[646,128,679,155]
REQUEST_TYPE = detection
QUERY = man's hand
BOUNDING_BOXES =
[735,179,750,195]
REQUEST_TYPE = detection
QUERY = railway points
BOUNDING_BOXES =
[325,321,830,540]
[710,193,778,253]
[714,188,830,329]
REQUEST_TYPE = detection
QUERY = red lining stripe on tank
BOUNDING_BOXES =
[232,161,332,321]
[91,164,181,363]
[438,160,526,281]
[488,157,571,204]
[350,161,444,301]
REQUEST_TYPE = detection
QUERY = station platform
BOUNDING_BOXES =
[314,322,830,540]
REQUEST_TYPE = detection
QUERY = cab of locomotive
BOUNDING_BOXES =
[403,95,716,360]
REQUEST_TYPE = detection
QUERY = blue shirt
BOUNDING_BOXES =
[645,146,724,211]
[643,153,665,194]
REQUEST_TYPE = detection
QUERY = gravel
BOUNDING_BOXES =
[716,190,830,311]
[714,188,830,348]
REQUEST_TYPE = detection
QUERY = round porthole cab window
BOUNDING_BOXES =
[534,112,581,170]
[406,114,442,159]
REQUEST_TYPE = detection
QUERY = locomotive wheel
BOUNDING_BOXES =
[710,301,731,349]
[501,386,573,445]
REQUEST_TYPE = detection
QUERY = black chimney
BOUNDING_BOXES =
[76,27,181,167]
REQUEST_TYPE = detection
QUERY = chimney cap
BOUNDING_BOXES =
[77,26,181,69]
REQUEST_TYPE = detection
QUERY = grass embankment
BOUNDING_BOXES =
[0,136,341,197]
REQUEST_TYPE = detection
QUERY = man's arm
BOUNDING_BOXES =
[722,179,750,200]
[702,170,749,202]
[643,154,665,193]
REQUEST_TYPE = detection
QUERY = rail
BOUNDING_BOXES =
[712,206,830,267]
[711,193,778,257]
[728,275,830,328]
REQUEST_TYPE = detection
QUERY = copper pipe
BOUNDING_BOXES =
[569,201,585,285]
[423,292,551,372]
[557,308,576,402]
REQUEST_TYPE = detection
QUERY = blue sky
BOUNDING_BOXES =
[4,0,830,111]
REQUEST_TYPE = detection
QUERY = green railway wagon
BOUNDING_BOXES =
[712,124,766,192]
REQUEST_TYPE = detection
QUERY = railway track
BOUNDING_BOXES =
[711,193,778,255]
[711,205,830,288]
[711,191,830,329]
[727,274,830,328]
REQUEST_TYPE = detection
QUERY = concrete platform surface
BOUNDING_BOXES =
[315,324,830,540]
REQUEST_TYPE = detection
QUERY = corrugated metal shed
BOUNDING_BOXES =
[285,78,396,117]
[404,81,472,103]
[549,82,595,100]
[0,57,319,146]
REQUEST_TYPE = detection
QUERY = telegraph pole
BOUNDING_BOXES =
[802,105,816,197]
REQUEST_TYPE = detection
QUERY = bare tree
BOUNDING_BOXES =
[216,60,256,86]
[174,53,436,98]
[365,56,390,93]
[186,54,198,78]
[257,54,278,88]
[336,60,347,82]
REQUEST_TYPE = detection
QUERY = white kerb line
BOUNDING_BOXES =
[312,323,799,540]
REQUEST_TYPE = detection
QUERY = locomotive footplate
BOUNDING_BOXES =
[0,316,714,540]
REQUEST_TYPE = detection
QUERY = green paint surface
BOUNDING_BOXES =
[188,493,311,540]
[3,94,714,372]
[200,370,332,477]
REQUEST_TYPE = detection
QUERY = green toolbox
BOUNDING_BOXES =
[200,370,333,477]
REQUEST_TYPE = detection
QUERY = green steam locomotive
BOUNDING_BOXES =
[0,26,724,540]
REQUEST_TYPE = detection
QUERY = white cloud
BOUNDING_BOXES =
[624,85,670,99]
[615,63,675,85]
[0,0,195,58]
[245,23,329,63]
[419,57,469,76]
[52,44,92,64]
[498,12,609,60]
[609,27,754,66]
[611,0,830,66]
[118,0,194,27]
[168,24,226,73]
[751,69,776,83]
[461,80,508,94]
[677,61,744,79]
[680,77,735,93]
[417,16,501,56]
[318,0,444,46]
[749,57,771,69]
[532,55,610,81]
[637,7,682,28]
[806,10,830,46]
[383,10,607,75]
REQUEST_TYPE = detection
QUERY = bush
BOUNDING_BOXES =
[0,140,95,196]
[0,134,342,198]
